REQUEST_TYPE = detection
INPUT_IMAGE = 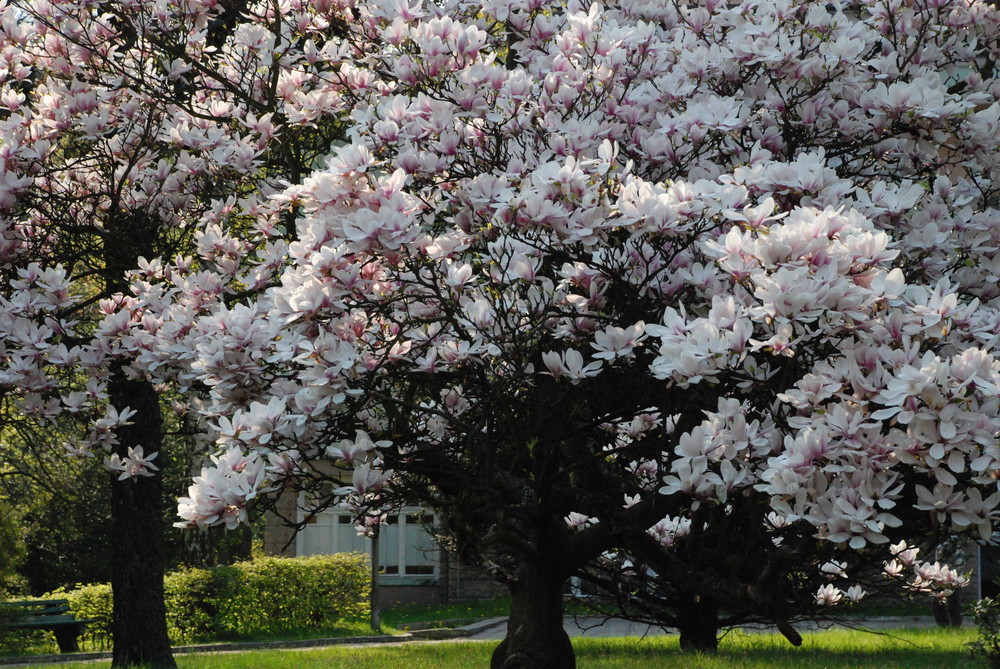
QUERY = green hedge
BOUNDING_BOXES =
[164,566,217,643]
[210,554,370,639]
[63,583,113,649]
[9,553,370,651]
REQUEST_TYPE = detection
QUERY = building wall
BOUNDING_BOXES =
[263,489,505,604]
[444,557,506,601]
[263,493,298,558]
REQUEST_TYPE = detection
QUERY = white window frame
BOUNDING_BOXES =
[295,496,440,581]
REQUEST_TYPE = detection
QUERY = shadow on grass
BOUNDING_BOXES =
[572,628,976,669]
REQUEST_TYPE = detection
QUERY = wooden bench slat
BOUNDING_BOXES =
[9,617,83,627]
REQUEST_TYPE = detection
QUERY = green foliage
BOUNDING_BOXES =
[164,567,217,643]
[0,420,233,597]
[968,596,1000,668]
[0,429,113,595]
[32,554,370,650]
[61,584,113,650]
[211,554,370,639]
[0,500,25,595]
[0,600,26,656]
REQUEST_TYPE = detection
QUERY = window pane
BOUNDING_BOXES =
[378,516,400,571]
[403,513,437,575]
[300,513,334,556]
[405,565,435,575]
[336,517,369,555]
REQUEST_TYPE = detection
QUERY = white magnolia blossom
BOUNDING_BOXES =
[565,512,598,529]
[105,446,159,481]
[647,515,692,548]
[815,584,843,607]
[176,448,269,530]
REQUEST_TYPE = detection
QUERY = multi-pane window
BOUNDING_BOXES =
[296,499,439,579]
[378,512,439,576]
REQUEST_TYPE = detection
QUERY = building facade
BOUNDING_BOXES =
[263,490,503,605]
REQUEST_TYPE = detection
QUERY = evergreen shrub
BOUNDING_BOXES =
[19,553,370,650]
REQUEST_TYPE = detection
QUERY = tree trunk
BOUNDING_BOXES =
[933,593,963,628]
[677,595,719,653]
[370,524,382,633]
[109,369,177,669]
[490,562,575,669]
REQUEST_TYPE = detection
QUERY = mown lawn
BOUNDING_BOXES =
[380,596,510,630]
[18,627,979,669]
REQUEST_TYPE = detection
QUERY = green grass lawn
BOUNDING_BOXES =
[830,598,935,618]
[380,596,510,630]
[0,598,512,657]
[17,627,979,669]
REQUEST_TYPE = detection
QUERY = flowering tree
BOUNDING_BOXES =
[4,0,1000,667]
[147,1,1000,666]
[0,0,350,665]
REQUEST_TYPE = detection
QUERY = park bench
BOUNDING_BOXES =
[2,598,98,653]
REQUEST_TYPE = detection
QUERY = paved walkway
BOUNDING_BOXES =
[462,615,939,640]
[463,616,666,640]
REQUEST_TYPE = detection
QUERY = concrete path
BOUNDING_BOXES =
[462,615,940,640]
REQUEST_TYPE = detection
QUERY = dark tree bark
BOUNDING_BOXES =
[933,593,963,628]
[104,208,176,667]
[491,561,575,669]
[108,369,176,669]
[677,595,719,653]
[370,524,382,633]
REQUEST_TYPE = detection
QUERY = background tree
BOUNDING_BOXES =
[0,423,115,594]
[0,416,249,595]
[0,498,24,595]
[0,0,350,665]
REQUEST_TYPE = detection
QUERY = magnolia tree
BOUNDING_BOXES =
[0,0,352,665]
[4,0,1000,667]
[136,0,1000,666]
